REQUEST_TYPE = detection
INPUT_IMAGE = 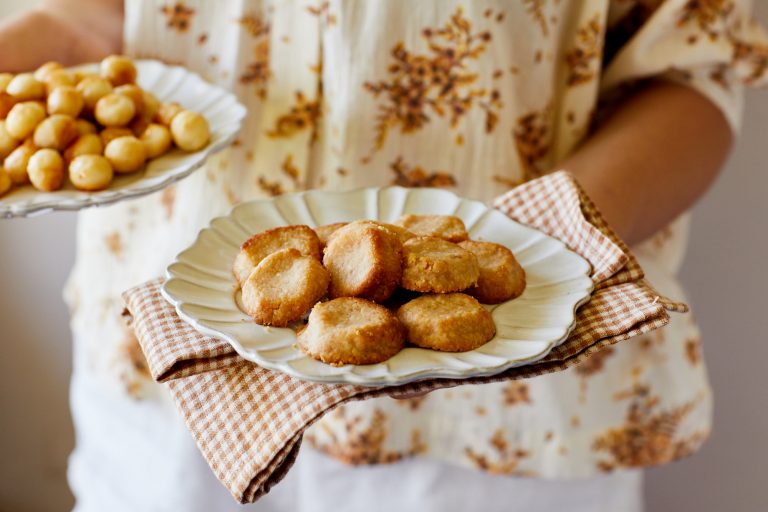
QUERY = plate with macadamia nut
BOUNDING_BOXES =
[0,56,246,218]
[162,187,593,386]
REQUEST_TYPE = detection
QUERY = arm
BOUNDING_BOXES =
[0,0,123,71]
[394,84,730,401]
[559,81,733,246]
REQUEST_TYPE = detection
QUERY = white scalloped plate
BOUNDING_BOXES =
[162,187,593,386]
[0,60,246,218]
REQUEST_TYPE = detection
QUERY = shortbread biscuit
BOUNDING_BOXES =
[240,249,329,327]
[233,225,322,285]
[368,221,415,244]
[328,220,414,244]
[298,297,404,365]
[314,222,347,247]
[394,214,468,243]
[458,240,526,304]
[323,223,403,302]
[401,236,479,293]
[397,293,495,352]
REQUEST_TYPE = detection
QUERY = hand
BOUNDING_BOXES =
[0,0,123,72]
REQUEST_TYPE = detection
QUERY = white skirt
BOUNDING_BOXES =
[68,350,643,512]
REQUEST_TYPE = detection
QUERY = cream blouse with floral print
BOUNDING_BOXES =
[65,0,768,478]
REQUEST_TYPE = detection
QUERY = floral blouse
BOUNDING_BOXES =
[65,0,768,478]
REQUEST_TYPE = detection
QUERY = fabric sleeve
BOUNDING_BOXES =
[601,0,768,133]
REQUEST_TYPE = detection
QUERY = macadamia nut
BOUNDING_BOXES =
[95,93,136,127]
[27,148,64,191]
[5,101,46,139]
[104,135,146,173]
[47,86,84,117]
[100,55,137,86]
[69,154,113,191]
[33,114,78,150]
[170,110,210,151]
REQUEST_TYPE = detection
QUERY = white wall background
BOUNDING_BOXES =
[0,2,766,511]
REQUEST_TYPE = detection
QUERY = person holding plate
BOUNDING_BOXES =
[1,1,767,511]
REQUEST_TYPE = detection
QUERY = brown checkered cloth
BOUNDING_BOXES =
[123,171,687,503]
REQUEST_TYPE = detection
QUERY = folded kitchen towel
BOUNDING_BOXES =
[123,171,686,503]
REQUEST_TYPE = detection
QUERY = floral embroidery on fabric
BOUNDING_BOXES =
[709,63,731,90]
[575,347,615,378]
[105,232,123,259]
[395,396,427,410]
[502,381,531,406]
[307,408,426,464]
[678,0,735,40]
[239,12,270,38]
[363,7,501,160]
[223,183,240,205]
[239,13,271,99]
[267,91,321,139]
[575,346,615,402]
[389,157,456,188]
[307,1,337,26]
[160,185,176,220]
[514,106,551,180]
[523,0,549,36]
[256,176,284,197]
[483,8,506,23]
[281,154,301,185]
[465,429,533,475]
[732,39,768,85]
[565,15,603,86]
[160,2,195,33]
[592,383,704,471]
[685,337,702,365]
[114,324,152,398]
[649,224,674,250]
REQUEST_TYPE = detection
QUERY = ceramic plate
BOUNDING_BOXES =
[162,187,593,386]
[0,60,246,218]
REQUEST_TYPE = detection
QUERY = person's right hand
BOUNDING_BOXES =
[0,0,123,72]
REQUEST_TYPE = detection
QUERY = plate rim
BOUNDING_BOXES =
[162,186,594,387]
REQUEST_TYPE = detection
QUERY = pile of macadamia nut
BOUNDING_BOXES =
[0,55,210,197]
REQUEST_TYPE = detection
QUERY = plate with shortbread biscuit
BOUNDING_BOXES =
[162,187,593,386]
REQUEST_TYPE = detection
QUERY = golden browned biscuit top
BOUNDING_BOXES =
[233,225,322,285]
[323,223,403,302]
[401,236,479,293]
[314,222,348,247]
[298,297,405,366]
[394,214,468,242]
[240,248,329,327]
[458,240,526,304]
[397,293,495,352]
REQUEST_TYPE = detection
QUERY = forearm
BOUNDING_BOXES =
[558,81,733,246]
[0,0,123,71]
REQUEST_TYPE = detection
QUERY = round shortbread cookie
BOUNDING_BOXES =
[400,236,479,293]
[314,222,348,247]
[397,293,495,352]
[394,214,468,243]
[298,297,405,365]
[241,248,329,327]
[323,222,403,302]
[233,225,322,285]
[458,240,526,304]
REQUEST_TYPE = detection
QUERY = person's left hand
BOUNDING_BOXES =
[0,0,122,72]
